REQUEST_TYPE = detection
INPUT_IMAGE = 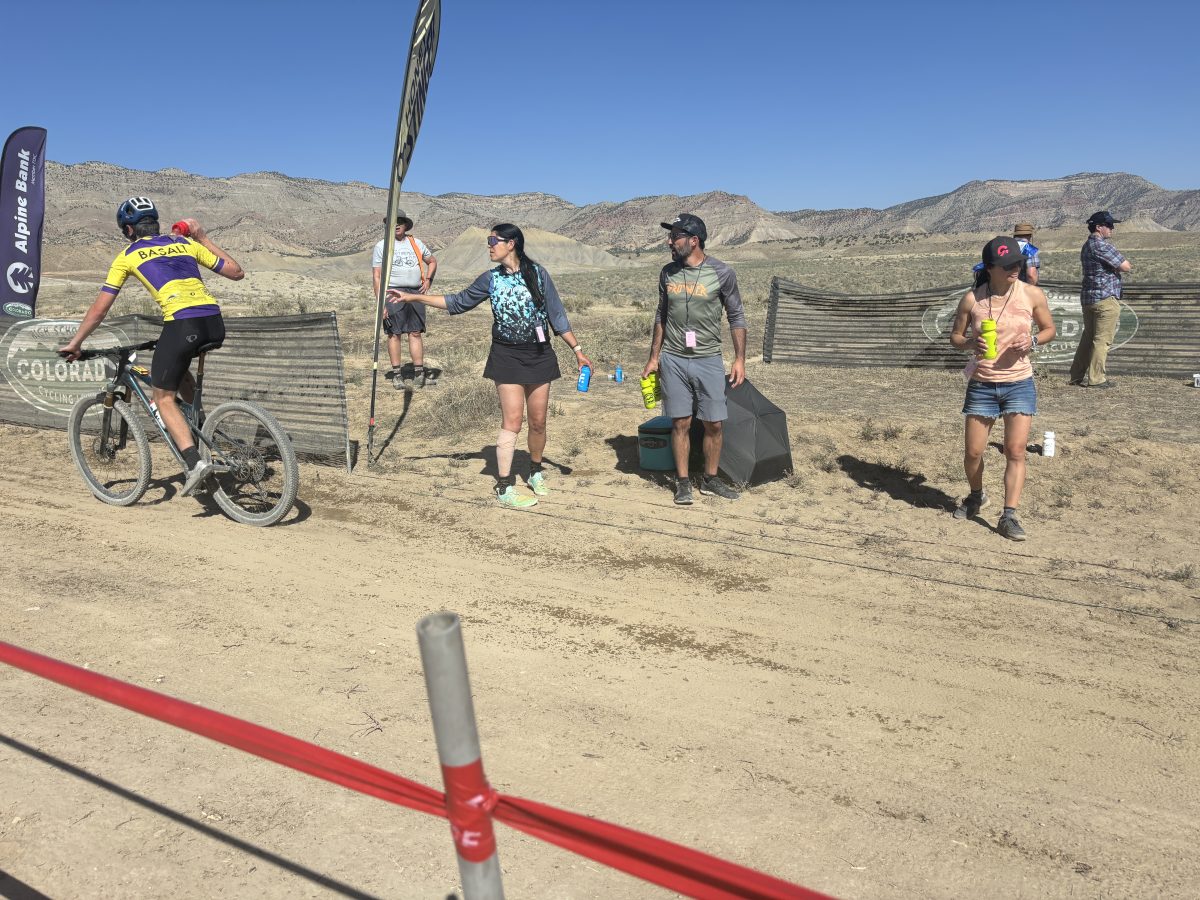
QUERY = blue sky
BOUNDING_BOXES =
[10,1,1199,211]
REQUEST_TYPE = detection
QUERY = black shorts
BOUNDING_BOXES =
[152,314,226,391]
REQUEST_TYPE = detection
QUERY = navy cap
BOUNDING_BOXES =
[1086,210,1120,228]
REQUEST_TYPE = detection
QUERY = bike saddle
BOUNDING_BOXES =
[196,341,224,355]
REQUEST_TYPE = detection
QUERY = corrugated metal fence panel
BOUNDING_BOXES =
[764,277,1200,376]
[0,312,350,466]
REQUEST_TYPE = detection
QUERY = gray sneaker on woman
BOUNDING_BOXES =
[997,514,1027,541]
[952,491,988,519]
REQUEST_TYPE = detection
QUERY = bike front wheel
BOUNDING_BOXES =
[67,393,153,506]
[201,400,299,526]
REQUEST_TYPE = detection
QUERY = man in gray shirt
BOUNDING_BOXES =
[641,213,747,505]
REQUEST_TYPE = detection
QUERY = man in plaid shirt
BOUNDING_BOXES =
[1069,210,1131,388]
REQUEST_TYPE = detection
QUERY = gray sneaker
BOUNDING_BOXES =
[952,490,988,519]
[673,478,694,506]
[997,514,1027,541]
[412,368,427,389]
[181,460,213,497]
[698,475,740,500]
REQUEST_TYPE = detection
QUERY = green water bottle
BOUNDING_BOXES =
[980,319,998,360]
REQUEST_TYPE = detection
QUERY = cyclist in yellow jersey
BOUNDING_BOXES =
[60,197,244,496]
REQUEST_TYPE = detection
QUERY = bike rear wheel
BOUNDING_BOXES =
[201,400,298,526]
[67,393,152,506]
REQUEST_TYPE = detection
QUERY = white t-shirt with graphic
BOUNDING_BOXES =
[372,236,433,289]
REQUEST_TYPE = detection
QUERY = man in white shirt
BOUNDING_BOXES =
[373,210,437,389]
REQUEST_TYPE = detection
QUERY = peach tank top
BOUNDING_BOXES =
[969,280,1035,383]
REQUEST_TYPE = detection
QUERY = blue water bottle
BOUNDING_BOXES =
[576,364,591,392]
[614,365,624,383]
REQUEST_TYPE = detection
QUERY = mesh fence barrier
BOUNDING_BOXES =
[0,312,351,467]
[764,278,1200,377]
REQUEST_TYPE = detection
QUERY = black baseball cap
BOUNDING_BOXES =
[1086,210,1120,228]
[981,236,1024,268]
[660,213,707,243]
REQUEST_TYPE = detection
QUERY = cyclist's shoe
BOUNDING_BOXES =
[386,368,404,391]
[412,367,427,389]
[673,478,694,506]
[997,513,1027,541]
[952,490,988,519]
[181,460,214,497]
[495,484,537,509]
[698,475,740,500]
[528,471,550,496]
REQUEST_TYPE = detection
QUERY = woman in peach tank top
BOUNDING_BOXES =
[949,237,1056,541]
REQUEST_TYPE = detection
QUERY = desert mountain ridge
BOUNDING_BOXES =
[42,162,1199,275]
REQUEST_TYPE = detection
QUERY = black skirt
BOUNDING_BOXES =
[482,341,562,385]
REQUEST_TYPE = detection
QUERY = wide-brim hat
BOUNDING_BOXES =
[1013,222,1035,237]
[385,209,414,230]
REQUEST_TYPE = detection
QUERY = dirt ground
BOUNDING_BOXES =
[2,356,1198,899]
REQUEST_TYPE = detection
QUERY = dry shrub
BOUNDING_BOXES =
[418,378,498,437]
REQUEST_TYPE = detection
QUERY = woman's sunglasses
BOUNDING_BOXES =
[487,236,512,247]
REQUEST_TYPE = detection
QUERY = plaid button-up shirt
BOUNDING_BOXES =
[1080,233,1126,304]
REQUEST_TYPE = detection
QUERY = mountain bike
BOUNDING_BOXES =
[64,339,299,526]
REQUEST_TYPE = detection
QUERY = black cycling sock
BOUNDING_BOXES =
[495,474,516,493]
[182,446,201,468]
[967,488,984,499]
[530,460,544,474]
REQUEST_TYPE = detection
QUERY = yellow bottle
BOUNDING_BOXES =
[980,319,998,360]
[639,374,658,409]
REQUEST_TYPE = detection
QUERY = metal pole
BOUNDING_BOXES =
[417,612,504,900]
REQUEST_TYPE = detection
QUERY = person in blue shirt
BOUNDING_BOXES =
[972,222,1040,285]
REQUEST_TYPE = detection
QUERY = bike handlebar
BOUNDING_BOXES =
[59,340,158,362]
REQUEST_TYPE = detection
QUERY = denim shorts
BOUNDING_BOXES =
[962,377,1037,418]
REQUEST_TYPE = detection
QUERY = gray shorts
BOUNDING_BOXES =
[384,297,427,335]
[658,352,728,421]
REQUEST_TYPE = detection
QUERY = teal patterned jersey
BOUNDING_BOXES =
[444,264,573,345]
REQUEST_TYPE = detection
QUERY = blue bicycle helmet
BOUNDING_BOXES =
[117,196,158,232]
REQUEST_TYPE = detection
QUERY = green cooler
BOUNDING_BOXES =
[637,416,674,470]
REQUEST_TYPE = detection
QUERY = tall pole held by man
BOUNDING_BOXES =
[366,0,442,463]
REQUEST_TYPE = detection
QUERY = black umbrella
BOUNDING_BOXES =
[718,379,793,486]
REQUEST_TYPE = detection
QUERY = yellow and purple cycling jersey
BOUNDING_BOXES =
[101,234,224,321]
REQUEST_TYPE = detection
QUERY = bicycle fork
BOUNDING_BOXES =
[99,383,130,456]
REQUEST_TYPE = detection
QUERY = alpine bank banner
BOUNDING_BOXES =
[0,126,47,319]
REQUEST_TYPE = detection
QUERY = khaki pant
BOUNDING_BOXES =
[1069,296,1120,385]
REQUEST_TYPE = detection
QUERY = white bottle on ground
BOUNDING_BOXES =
[1043,431,1056,458]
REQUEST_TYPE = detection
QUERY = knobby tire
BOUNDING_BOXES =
[67,394,153,507]
[201,400,298,526]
